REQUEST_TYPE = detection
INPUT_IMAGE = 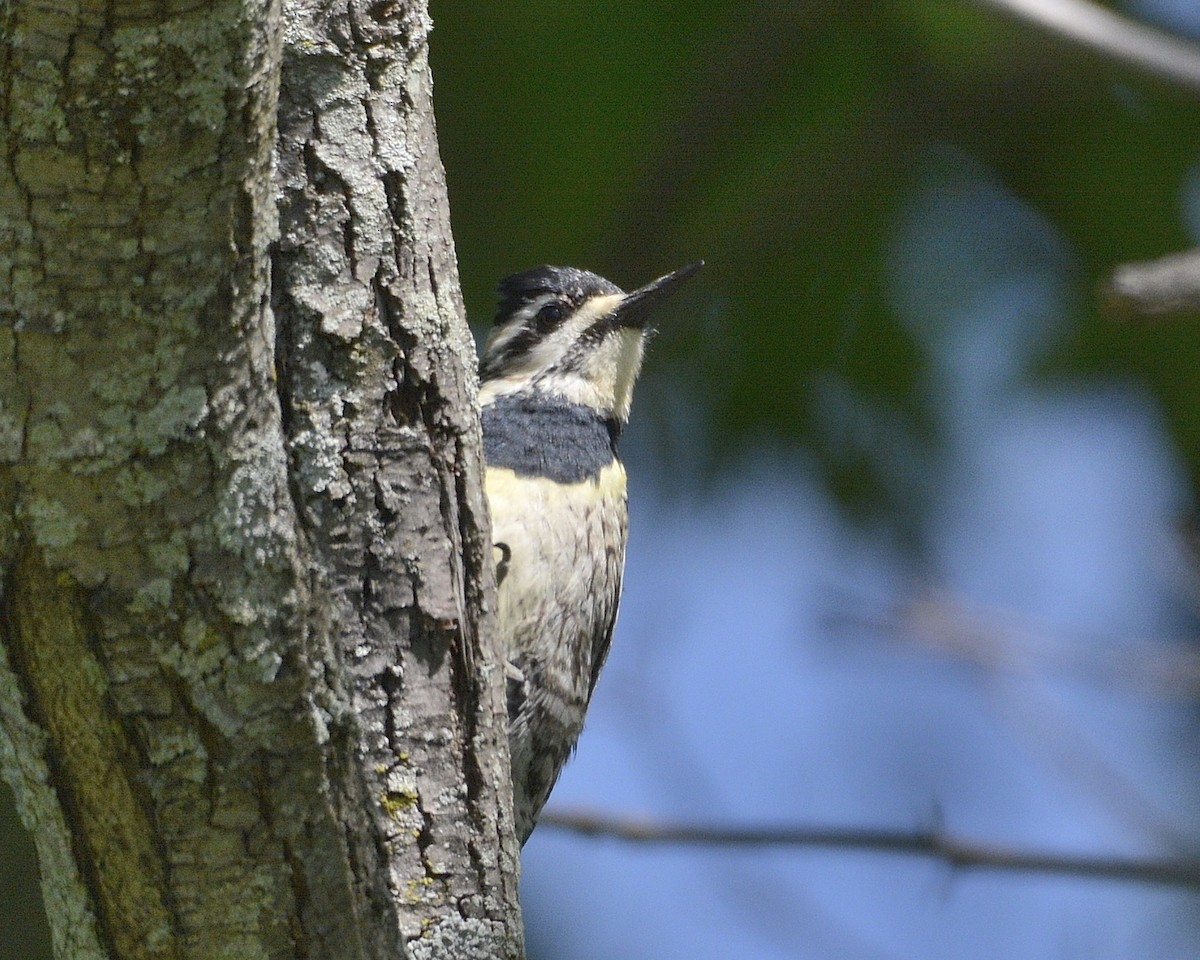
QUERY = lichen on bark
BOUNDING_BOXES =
[0,0,523,957]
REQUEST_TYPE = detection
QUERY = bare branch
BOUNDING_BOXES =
[828,590,1200,701]
[828,589,1199,850]
[970,0,1200,95]
[540,809,1200,889]
[1104,248,1200,320]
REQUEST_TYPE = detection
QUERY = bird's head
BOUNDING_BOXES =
[479,262,702,422]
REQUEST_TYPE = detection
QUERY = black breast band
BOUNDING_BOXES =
[482,393,620,483]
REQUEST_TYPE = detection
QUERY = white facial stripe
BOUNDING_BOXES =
[576,328,645,422]
[486,292,624,381]
[478,291,646,422]
[608,330,647,421]
[484,293,558,358]
[524,292,622,372]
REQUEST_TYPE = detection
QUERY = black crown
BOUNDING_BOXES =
[495,265,622,325]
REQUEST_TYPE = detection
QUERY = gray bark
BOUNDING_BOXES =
[0,0,523,957]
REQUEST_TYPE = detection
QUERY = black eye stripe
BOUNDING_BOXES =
[480,327,539,378]
[493,265,622,327]
[480,298,628,381]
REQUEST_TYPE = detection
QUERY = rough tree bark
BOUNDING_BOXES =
[0,0,523,957]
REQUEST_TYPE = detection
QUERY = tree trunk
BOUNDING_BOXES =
[0,0,523,957]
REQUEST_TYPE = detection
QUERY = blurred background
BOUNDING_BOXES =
[437,1,1200,958]
[7,1,1200,958]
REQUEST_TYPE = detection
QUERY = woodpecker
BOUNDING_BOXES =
[480,261,701,844]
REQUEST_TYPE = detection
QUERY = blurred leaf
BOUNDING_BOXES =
[431,0,1200,514]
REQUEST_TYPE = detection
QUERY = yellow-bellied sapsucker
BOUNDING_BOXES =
[479,261,701,844]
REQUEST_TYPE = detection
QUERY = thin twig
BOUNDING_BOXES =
[829,590,1200,849]
[1105,248,1200,320]
[827,591,1200,701]
[540,809,1200,890]
[971,0,1200,95]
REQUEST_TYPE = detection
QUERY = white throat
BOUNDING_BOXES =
[480,326,646,422]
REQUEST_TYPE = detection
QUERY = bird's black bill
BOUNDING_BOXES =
[611,260,704,328]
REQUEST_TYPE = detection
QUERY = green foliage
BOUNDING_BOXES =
[432,1,1200,511]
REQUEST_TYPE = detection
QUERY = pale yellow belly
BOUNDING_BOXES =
[485,462,628,839]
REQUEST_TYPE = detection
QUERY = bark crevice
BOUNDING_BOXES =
[0,1,523,957]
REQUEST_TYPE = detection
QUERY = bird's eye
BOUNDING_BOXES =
[534,301,567,330]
